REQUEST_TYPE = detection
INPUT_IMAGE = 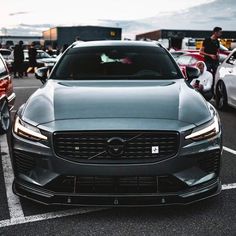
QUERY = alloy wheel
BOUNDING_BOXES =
[0,98,10,134]
[216,82,228,111]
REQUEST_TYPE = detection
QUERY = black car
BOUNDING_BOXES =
[11,41,222,206]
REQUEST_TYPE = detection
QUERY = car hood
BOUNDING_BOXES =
[22,79,211,126]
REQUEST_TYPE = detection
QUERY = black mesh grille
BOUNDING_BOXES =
[14,151,36,174]
[198,150,221,174]
[53,131,179,162]
[45,175,187,194]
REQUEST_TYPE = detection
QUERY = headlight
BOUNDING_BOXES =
[14,116,47,141]
[185,116,220,141]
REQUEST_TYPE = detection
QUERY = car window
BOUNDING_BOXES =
[52,46,182,80]
[0,50,11,56]
[0,57,8,77]
[226,52,236,65]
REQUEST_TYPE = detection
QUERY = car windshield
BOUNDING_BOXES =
[51,46,182,80]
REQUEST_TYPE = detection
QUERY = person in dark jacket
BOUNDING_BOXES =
[13,40,24,78]
[200,27,222,79]
[27,42,37,73]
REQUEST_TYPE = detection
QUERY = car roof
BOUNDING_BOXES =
[72,40,162,48]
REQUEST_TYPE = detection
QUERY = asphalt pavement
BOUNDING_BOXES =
[0,75,236,235]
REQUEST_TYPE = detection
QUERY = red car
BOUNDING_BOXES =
[0,53,15,134]
[177,52,204,67]
[176,51,227,78]
[176,52,204,78]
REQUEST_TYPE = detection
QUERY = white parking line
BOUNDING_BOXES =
[222,183,236,190]
[223,146,236,155]
[1,135,24,219]
[0,207,106,228]
[0,135,106,228]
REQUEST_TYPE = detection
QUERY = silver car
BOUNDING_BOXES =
[215,48,236,110]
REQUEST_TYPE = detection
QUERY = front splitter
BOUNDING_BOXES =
[13,178,221,207]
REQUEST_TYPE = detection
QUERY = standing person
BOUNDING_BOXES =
[27,42,37,73]
[200,27,222,80]
[191,61,213,101]
[13,40,24,78]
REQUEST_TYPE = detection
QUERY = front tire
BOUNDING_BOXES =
[0,97,11,134]
[215,81,228,111]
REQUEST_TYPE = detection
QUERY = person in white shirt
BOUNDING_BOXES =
[191,61,213,101]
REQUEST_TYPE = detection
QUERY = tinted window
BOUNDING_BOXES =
[52,46,182,80]
[0,57,7,77]
[0,50,11,56]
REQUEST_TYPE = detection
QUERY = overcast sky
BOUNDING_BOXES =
[1,0,214,32]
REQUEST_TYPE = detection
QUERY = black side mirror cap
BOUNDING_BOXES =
[186,66,200,80]
[35,67,48,84]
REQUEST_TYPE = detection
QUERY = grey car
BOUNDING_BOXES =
[11,41,222,206]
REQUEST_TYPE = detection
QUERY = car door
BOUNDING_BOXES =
[224,51,236,106]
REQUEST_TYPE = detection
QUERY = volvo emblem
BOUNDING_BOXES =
[107,137,125,157]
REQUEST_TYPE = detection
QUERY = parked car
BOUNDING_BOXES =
[177,52,227,78]
[176,52,204,77]
[170,50,188,61]
[219,44,231,56]
[23,49,57,69]
[0,49,12,60]
[7,49,58,74]
[0,54,15,134]
[11,41,222,206]
[0,49,13,72]
[177,52,204,67]
[214,48,236,110]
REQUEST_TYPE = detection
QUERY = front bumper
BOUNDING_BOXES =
[11,125,222,206]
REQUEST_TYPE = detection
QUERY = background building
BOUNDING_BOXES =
[43,26,122,49]
[136,29,236,50]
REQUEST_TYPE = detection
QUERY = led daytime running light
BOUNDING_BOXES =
[185,117,219,140]
[14,116,47,141]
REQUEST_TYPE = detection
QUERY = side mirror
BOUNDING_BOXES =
[35,67,48,84]
[185,66,200,80]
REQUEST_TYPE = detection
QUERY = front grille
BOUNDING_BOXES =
[53,131,179,162]
[45,175,187,194]
[14,151,36,174]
